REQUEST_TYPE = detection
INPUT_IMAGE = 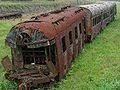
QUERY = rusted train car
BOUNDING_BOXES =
[1,2,116,90]
[79,2,116,41]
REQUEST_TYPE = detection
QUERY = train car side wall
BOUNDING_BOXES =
[55,16,85,80]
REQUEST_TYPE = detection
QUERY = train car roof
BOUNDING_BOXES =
[80,4,103,16]
[6,6,85,48]
[79,2,116,16]
[16,6,85,39]
[98,1,116,8]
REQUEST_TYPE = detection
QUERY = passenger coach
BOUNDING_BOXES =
[79,2,116,41]
[2,6,86,89]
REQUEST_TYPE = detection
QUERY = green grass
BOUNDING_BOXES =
[0,2,120,90]
[0,20,19,90]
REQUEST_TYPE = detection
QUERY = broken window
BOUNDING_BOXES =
[50,44,56,65]
[21,46,46,65]
[75,26,78,39]
[61,36,66,52]
[79,23,82,34]
[21,43,56,67]
[69,31,73,45]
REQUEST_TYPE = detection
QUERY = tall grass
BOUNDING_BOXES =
[0,0,97,13]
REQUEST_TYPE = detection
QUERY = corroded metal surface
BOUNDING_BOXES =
[2,6,86,90]
[6,6,85,48]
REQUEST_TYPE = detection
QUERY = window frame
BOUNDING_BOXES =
[61,36,66,52]
[79,23,82,34]
[69,31,73,45]
[75,26,78,39]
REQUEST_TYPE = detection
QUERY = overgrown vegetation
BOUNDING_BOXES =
[0,0,97,13]
[0,1,120,90]
[0,20,18,90]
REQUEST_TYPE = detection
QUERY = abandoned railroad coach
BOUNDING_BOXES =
[79,2,116,41]
[1,6,86,90]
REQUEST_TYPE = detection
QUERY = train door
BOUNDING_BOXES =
[55,35,67,79]
[61,36,68,75]
[56,35,68,79]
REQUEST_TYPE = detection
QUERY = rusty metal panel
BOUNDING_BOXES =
[80,4,103,16]
[6,6,85,49]
[55,36,63,79]
[1,56,12,73]
[102,2,116,9]
[46,60,58,77]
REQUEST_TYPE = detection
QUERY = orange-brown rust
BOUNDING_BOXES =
[15,6,85,40]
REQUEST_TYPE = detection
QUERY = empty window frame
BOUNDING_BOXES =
[99,15,102,23]
[110,8,114,14]
[93,18,95,26]
[97,16,99,24]
[69,31,73,45]
[75,26,78,39]
[22,47,46,65]
[79,23,82,34]
[93,15,102,26]
[103,13,108,20]
[61,36,66,52]
[97,15,102,24]
[95,17,97,25]
[93,18,96,26]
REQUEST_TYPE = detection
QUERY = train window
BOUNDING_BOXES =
[95,17,97,25]
[110,9,113,14]
[97,16,100,24]
[79,23,82,34]
[98,16,100,23]
[61,36,66,52]
[93,18,95,26]
[93,18,94,26]
[103,13,108,20]
[94,18,95,25]
[96,17,98,24]
[106,13,108,18]
[50,44,56,65]
[75,26,78,39]
[93,15,101,26]
[99,15,102,22]
[97,16,99,24]
[69,31,73,45]
[22,47,46,65]
[103,13,105,19]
